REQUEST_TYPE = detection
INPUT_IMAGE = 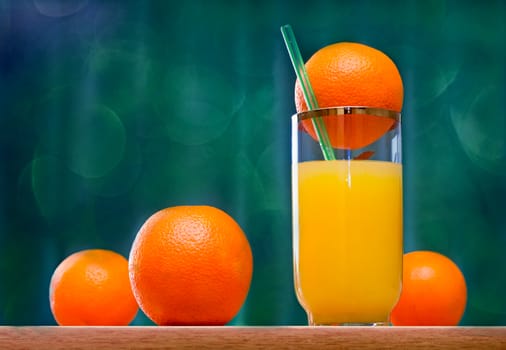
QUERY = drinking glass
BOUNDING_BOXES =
[292,106,403,326]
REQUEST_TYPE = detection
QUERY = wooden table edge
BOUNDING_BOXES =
[0,326,504,349]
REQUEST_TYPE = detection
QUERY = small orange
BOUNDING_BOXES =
[49,249,139,326]
[128,205,253,325]
[390,250,467,326]
[295,42,403,149]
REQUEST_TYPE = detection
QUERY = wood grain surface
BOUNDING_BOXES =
[0,326,504,349]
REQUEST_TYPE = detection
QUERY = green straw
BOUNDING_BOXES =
[280,24,335,161]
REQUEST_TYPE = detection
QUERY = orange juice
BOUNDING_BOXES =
[293,160,402,325]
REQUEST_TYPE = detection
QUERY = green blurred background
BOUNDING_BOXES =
[0,0,505,325]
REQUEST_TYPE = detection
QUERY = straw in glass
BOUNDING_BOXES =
[280,24,335,161]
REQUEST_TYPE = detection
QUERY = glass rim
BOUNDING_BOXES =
[293,106,401,122]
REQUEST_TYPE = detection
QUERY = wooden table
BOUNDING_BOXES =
[0,326,504,349]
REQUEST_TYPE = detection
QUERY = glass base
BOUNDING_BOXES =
[309,321,391,327]
[308,313,391,326]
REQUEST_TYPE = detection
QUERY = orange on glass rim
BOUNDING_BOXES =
[128,205,253,326]
[294,42,403,150]
[390,250,467,326]
[49,249,139,326]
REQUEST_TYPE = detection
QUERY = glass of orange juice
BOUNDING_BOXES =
[292,106,403,326]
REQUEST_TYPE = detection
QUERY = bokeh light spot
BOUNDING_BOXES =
[84,140,142,197]
[33,0,88,18]
[85,45,152,114]
[65,105,126,179]
[155,65,244,146]
[396,45,459,109]
[450,86,504,174]
[31,155,83,219]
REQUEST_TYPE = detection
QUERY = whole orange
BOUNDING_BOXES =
[390,251,467,326]
[295,42,403,149]
[49,249,139,326]
[128,205,253,325]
